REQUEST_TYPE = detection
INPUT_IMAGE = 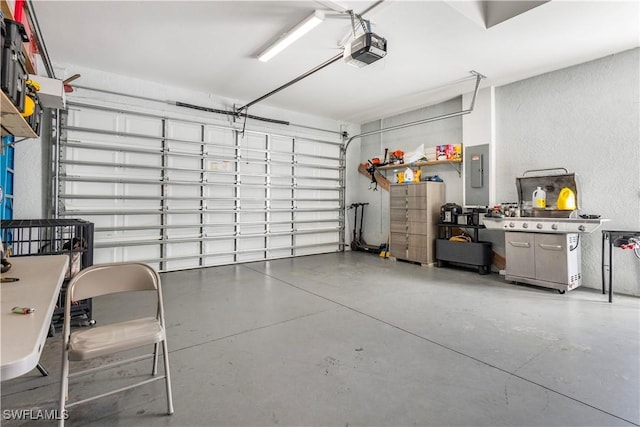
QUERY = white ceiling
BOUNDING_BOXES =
[34,1,639,124]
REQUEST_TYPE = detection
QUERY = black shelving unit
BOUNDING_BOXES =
[436,222,492,274]
[0,219,95,330]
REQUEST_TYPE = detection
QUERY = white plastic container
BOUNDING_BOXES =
[403,168,414,184]
[532,186,546,208]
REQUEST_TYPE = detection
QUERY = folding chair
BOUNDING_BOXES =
[59,262,173,426]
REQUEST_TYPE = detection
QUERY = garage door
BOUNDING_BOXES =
[56,99,344,272]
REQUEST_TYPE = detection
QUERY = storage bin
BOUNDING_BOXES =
[1,19,28,111]
[0,219,95,330]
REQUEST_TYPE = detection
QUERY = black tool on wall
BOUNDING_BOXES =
[365,148,388,191]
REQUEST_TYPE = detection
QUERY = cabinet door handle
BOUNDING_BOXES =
[509,241,530,248]
[538,244,563,251]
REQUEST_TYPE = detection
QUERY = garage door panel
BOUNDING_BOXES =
[126,151,162,167]
[123,116,163,137]
[206,175,236,189]
[237,252,265,263]
[238,212,266,223]
[238,237,266,251]
[269,166,293,177]
[204,211,235,223]
[270,188,293,199]
[168,155,202,169]
[59,102,343,271]
[270,211,293,221]
[204,254,235,266]
[205,126,235,143]
[67,108,118,131]
[240,188,267,199]
[296,232,338,246]
[165,258,200,271]
[123,245,161,261]
[295,211,340,221]
[168,121,202,141]
[168,140,201,155]
[206,159,236,173]
[269,249,293,258]
[270,224,293,234]
[269,235,292,246]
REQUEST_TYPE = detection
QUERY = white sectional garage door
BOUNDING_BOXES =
[57,100,344,272]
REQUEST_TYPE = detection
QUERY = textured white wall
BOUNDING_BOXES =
[463,87,494,149]
[494,48,640,295]
[351,120,384,246]
[462,87,496,206]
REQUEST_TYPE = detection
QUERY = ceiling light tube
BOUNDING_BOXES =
[258,10,325,62]
[315,1,348,12]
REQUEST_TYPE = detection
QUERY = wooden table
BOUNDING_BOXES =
[1,255,68,380]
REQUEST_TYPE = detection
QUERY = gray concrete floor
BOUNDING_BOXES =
[1,252,639,426]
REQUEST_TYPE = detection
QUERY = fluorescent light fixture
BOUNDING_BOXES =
[315,0,348,12]
[258,10,325,62]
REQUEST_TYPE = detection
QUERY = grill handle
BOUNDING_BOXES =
[508,241,530,248]
[522,167,569,176]
[538,244,563,251]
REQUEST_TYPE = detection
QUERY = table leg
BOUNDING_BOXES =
[608,239,613,303]
[601,232,606,294]
[36,363,49,376]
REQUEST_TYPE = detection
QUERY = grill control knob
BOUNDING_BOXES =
[578,225,586,232]
[509,222,515,228]
[522,222,528,228]
[551,224,558,230]
[536,223,543,229]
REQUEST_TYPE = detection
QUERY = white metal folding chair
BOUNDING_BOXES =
[58,262,174,426]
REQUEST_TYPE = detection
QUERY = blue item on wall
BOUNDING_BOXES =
[0,136,15,220]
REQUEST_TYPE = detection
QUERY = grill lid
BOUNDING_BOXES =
[516,168,578,211]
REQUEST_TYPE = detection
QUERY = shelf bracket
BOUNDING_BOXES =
[449,161,462,177]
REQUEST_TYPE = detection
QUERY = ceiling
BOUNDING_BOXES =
[33,1,639,124]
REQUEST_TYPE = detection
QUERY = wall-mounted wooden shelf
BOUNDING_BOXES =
[1,91,38,138]
[357,158,464,190]
[375,158,462,171]
[377,158,463,177]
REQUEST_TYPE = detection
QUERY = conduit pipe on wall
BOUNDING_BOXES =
[339,70,485,249]
[27,0,55,78]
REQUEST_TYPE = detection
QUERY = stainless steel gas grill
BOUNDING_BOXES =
[484,168,608,293]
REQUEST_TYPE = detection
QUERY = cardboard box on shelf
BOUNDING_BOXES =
[452,144,462,160]
[436,144,462,161]
[28,74,65,109]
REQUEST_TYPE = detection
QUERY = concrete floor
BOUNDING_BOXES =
[1,252,639,426]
